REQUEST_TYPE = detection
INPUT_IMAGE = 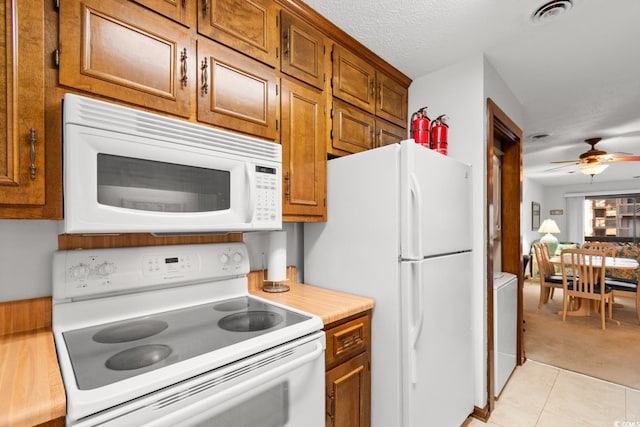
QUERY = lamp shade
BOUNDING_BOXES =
[579,163,608,176]
[538,219,560,234]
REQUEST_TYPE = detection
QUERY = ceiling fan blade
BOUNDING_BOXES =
[545,163,578,172]
[606,155,640,162]
[550,159,580,164]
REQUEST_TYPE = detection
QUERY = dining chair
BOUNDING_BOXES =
[561,248,615,330]
[583,242,639,321]
[532,242,563,309]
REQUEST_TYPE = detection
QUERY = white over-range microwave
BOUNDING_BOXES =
[62,94,282,234]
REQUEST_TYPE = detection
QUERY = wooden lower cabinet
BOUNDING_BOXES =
[324,313,371,427]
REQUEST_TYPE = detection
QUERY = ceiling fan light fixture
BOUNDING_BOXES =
[579,163,608,176]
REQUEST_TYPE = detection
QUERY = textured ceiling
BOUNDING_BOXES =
[303,0,640,186]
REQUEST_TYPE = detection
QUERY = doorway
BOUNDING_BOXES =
[486,98,523,414]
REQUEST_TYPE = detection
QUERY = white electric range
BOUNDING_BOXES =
[52,242,325,426]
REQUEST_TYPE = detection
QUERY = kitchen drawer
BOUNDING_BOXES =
[325,314,370,369]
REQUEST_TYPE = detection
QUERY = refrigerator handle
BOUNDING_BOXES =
[409,173,423,259]
[409,261,425,384]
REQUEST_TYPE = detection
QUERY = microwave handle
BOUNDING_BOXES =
[246,164,257,222]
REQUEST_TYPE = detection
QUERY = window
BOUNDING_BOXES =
[584,195,640,243]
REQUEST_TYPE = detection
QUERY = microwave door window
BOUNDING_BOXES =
[97,154,230,213]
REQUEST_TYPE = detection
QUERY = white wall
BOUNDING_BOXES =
[0,220,60,302]
[522,177,546,254]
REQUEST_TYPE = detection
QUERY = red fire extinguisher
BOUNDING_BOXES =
[430,115,449,155]
[410,107,430,148]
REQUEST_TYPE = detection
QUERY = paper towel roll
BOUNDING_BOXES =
[267,231,287,282]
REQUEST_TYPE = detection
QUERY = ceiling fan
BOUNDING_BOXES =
[548,138,640,176]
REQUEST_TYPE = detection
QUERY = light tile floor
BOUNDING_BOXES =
[467,360,640,427]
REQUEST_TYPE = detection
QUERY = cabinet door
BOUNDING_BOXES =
[326,352,370,427]
[331,99,375,154]
[281,78,326,221]
[331,44,375,114]
[198,0,278,67]
[0,0,45,207]
[280,11,325,90]
[375,71,408,127]
[133,0,195,27]
[376,119,406,148]
[197,38,279,140]
[59,0,193,118]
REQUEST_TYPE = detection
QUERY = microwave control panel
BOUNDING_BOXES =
[254,165,279,224]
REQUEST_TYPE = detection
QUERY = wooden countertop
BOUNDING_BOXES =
[248,269,375,326]
[0,328,66,426]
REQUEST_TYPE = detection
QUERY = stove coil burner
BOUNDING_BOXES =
[218,311,284,332]
[92,319,169,344]
[105,344,172,371]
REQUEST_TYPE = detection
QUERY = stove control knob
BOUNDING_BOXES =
[232,252,243,263]
[219,253,230,264]
[70,264,90,280]
[96,262,115,276]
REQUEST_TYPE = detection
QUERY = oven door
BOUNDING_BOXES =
[70,332,325,427]
[63,123,281,234]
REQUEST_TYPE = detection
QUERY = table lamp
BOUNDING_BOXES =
[538,218,561,256]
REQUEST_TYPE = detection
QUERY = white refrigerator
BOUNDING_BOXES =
[304,140,473,427]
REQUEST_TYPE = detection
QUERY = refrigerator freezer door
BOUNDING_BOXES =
[400,140,472,259]
[401,252,474,427]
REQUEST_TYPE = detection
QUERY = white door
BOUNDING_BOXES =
[400,140,472,259]
[401,252,473,427]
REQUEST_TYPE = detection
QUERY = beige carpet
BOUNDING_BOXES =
[523,279,640,390]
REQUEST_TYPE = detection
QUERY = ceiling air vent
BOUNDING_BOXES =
[532,0,574,23]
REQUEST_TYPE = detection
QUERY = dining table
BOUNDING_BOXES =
[548,254,639,318]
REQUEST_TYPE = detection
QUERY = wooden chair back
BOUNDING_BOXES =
[561,248,614,329]
[582,242,617,257]
[532,242,564,308]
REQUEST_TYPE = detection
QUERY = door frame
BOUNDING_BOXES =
[485,98,523,414]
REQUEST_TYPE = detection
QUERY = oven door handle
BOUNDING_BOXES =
[246,163,257,222]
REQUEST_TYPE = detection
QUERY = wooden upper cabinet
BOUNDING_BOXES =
[133,0,196,27]
[1,0,46,208]
[281,78,326,221]
[197,38,279,140]
[197,0,279,68]
[376,118,406,148]
[280,11,325,90]
[59,0,193,117]
[331,44,376,114]
[331,99,375,154]
[376,71,408,128]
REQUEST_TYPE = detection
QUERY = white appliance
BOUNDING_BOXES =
[62,94,281,234]
[52,242,325,426]
[304,140,473,427]
[493,272,517,397]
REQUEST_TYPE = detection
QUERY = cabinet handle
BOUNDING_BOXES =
[180,48,188,88]
[182,0,186,9]
[200,57,209,95]
[341,335,362,347]
[28,128,36,180]
[283,29,290,58]
[370,80,375,99]
[203,0,208,16]
[327,391,335,425]
[284,171,290,201]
